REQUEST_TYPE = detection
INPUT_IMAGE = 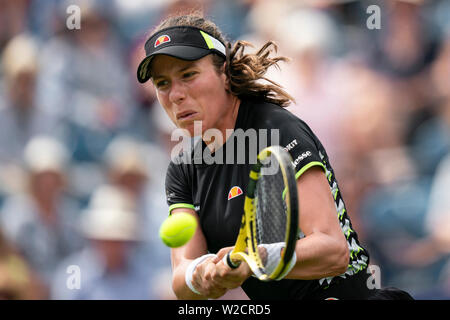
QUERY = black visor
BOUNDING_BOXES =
[136,26,227,83]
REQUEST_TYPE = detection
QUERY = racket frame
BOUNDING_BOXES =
[226,146,299,281]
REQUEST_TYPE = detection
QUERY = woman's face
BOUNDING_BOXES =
[151,54,232,136]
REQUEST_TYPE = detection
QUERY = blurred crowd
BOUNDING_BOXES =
[0,0,449,299]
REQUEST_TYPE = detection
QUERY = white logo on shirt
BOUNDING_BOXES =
[284,139,298,151]
[291,151,312,168]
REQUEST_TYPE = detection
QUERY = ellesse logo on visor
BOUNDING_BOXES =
[228,186,243,200]
[154,35,171,47]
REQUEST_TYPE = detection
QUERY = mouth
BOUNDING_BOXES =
[176,110,198,121]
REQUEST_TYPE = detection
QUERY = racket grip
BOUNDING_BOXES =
[224,251,241,269]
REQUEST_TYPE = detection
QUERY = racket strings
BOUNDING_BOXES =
[255,154,288,272]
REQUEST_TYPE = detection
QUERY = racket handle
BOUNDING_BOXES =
[224,251,241,269]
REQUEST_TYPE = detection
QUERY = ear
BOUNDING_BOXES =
[220,62,230,91]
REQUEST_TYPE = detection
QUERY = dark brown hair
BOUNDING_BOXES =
[151,14,295,108]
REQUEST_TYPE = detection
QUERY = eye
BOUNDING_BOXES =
[182,71,197,79]
[154,79,169,89]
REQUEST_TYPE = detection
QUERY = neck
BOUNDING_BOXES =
[204,96,241,153]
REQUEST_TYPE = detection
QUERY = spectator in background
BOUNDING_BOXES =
[371,0,441,81]
[0,229,47,299]
[340,67,435,295]
[104,135,152,201]
[36,0,139,162]
[352,64,450,298]
[385,35,450,299]
[206,0,251,40]
[409,33,450,177]
[51,184,174,299]
[0,33,62,197]
[382,127,449,300]
[329,0,450,298]
[267,6,345,162]
[0,136,83,287]
[102,135,171,271]
[370,0,443,154]
[421,151,450,299]
[0,0,30,51]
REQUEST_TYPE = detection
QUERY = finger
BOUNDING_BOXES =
[204,260,219,282]
[213,247,234,263]
[237,259,252,279]
[195,256,217,277]
[192,259,216,293]
[193,262,227,298]
[212,260,250,289]
[202,262,229,298]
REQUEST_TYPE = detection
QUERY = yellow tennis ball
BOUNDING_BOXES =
[159,212,197,248]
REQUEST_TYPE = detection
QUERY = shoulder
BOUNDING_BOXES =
[242,99,311,132]
[165,145,197,188]
[242,100,317,147]
[166,158,186,184]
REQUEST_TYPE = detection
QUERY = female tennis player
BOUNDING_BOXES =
[136,14,409,300]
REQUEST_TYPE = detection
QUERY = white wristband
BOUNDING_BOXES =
[185,254,217,295]
[259,243,297,281]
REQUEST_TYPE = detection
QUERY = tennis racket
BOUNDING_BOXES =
[224,145,299,281]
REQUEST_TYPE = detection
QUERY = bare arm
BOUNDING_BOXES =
[286,166,349,279]
[211,166,349,286]
[170,208,228,299]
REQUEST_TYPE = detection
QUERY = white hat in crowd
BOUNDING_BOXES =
[23,135,69,173]
[103,135,149,177]
[79,185,139,241]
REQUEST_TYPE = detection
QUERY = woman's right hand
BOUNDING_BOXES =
[191,255,228,299]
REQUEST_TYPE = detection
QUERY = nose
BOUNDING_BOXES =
[169,80,186,105]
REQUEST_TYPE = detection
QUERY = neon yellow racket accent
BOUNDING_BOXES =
[225,146,299,281]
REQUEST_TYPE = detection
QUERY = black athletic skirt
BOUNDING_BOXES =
[304,270,414,300]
